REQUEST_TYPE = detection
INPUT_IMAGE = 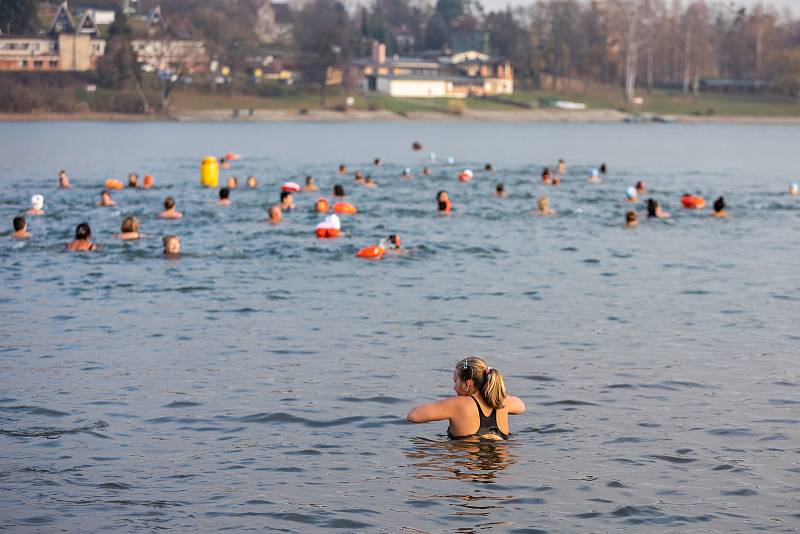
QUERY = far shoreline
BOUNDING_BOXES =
[2,108,800,125]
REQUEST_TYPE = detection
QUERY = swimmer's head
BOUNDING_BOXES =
[246,176,257,188]
[143,175,153,188]
[13,216,26,231]
[437,190,449,202]
[388,234,400,247]
[402,168,411,176]
[635,181,645,191]
[163,235,180,255]
[626,187,637,199]
[75,222,91,240]
[268,205,282,222]
[485,163,493,171]
[537,196,549,210]
[219,188,230,200]
[647,198,658,217]
[496,182,505,193]
[30,194,44,210]
[600,163,607,173]
[306,176,315,185]
[542,167,551,177]
[164,196,176,209]
[626,210,638,225]
[121,215,139,233]
[227,176,238,188]
[280,190,292,202]
[454,356,507,409]
[422,167,430,175]
[713,196,725,212]
[374,158,381,166]
[789,182,799,195]
[128,173,138,187]
[338,164,346,172]
[101,189,111,198]
[333,184,345,197]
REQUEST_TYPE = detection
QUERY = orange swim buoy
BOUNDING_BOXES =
[681,195,706,209]
[104,179,124,190]
[315,198,329,213]
[315,227,341,239]
[355,245,385,260]
[458,169,473,182]
[333,202,357,215]
[143,175,154,188]
[282,181,301,192]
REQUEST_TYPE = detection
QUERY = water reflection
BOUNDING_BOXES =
[406,437,518,484]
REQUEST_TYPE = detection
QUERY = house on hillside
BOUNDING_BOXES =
[255,2,294,45]
[131,39,208,74]
[350,42,513,98]
[0,1,106,72]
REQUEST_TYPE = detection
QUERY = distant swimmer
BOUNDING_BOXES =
[422,167,431,176]
[246,176,258,188]
[588,168,602,183]
[11,216,30,239]
[406,356,525,441]
[280,191,295,211]
[485,163,493,172]
[304,176,319,192]
[551,175,561,186]
[494,182,507,198]
[412,141,422,151]
[458,169,473,182]
[219,158,231,170]
[58,170,70,189]
[354,171,365,184]
[374,158,381,166]
[315,198,329,213]
[128,173,139,188]
[625,210,638,227]
[542,167,552,184]
[143,175,154,189]
[646,198,670,219]
[711,196,728,218]
[625,186,639,203]
[67,222,97,251]
[163,235,180,257]
[402,168,414,179]
[635,181,647,194]
[556,159,567,175]
[218,188,231,206]
[364,176,377,188]
[789,182,799,196]
[27,194,44,216]
[537,196,555,216]
[437,191,452,214]
[338,164,347,175]
[159,196,183,219]
[98,190,116,207]
[117,215,143,240]
[333,184,346,197]
[227,176,238,189]
[268,205,283,224]
[380,234,402,253]
[600,163,607,175]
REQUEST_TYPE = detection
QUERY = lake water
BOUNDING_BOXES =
[1,120,798,532]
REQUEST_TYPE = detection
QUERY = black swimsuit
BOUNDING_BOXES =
[448,397,509,440]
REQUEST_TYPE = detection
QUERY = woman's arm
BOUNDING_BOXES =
[505,396,526,415]
[406,397,460,423]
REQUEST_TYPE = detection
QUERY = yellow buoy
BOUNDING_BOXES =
[200,156,219,188]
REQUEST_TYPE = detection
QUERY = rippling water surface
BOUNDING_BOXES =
[1,121,799,532]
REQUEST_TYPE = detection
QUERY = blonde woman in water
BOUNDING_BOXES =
[407,356,525,440]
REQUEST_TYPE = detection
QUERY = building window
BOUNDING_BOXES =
[34,60,43,68]
[21,60,28,67]
[49,60,58,67]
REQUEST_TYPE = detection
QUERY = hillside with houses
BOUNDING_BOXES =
[1,0,799,118]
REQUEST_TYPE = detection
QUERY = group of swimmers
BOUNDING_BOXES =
[10,157,800,259]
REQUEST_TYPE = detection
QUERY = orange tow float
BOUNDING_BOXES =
[333,202,357,215]
[104,179,124,189]
[355,245,385,260]
[681,194,706,209]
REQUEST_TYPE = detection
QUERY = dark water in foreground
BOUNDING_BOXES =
[1,121,799,532]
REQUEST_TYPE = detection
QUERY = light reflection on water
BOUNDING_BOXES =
[0,121,799,531]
